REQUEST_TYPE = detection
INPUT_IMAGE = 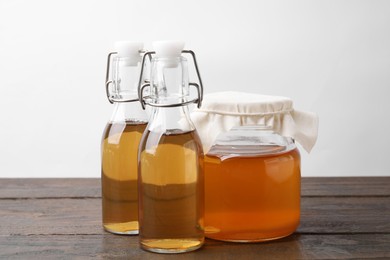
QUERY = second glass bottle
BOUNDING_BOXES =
[102,41,148,235]
[137,41,205,253]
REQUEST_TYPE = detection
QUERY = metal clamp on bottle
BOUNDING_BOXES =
[104,51,117,104]
[137,48,204,109]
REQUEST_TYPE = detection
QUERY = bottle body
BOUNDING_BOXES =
[138,128,204,253]
[203,127,301,242]
[101,102,147,234]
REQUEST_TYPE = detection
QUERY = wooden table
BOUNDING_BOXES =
[0,177,389,259]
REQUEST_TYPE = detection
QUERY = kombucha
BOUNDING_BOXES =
[101,120,147,234]
[204,148,300,242]
[138,130,204,253]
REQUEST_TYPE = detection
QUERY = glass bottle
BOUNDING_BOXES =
[204,126,301,242]
[137,41,205,253]
[101,41,148,235]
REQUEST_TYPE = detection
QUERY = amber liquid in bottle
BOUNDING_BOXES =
[204,148,300,242]
[138,130,204,253]
[101,120,147,234]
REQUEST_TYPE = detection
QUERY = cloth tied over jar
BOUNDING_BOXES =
[191,91,319,153]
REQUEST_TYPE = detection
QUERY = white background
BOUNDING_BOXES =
[0,0,389,178]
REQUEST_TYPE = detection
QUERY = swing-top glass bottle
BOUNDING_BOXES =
[137,41,205,253]
[101,41,148,235]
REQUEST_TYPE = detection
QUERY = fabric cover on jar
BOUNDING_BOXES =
[190,91,318,153]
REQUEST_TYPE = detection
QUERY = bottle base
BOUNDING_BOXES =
[103,221,139,235]
[140,239,204,254]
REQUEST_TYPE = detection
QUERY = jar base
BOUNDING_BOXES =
[205,231,295,243]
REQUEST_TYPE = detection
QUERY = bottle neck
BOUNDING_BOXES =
[148,57,189,106]
[110,101,148,124]
[147,105,195,134]
[111,56,145,102]
[146,55,195,133]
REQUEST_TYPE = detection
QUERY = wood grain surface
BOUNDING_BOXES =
[1,177,389,259]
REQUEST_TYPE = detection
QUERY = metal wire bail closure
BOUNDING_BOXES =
[105,52,117,104]
[137,50,204,110]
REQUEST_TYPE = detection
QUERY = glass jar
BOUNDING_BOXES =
[191,91,317,242]
[204,126,301,242]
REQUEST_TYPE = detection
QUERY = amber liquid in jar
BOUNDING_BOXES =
[204,148,300,242]
[138,130,204,253]
[101,120,147,234]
